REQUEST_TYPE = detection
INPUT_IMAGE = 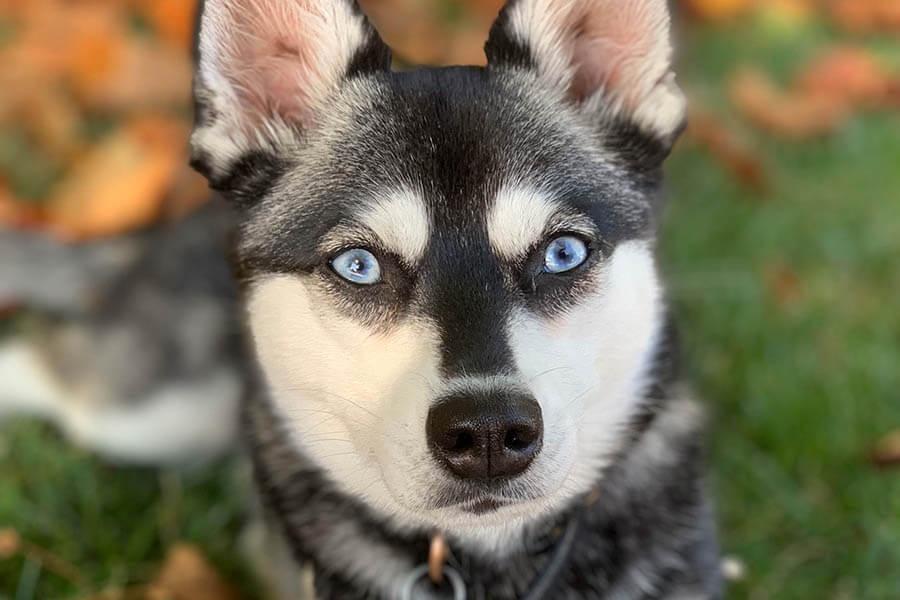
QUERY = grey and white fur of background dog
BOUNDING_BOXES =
[0,203,244,463]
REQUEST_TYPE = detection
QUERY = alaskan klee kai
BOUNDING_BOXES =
[188,0,722,597]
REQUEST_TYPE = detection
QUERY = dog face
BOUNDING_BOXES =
[191,0,686,548]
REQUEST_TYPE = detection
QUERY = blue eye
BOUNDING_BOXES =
[543,236,589,274]
[331,249,382,285]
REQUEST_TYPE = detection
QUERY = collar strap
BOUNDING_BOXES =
[520,507,582,600]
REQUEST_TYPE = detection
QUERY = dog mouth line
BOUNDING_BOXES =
[429,490,534,513]
[460,497,509,514]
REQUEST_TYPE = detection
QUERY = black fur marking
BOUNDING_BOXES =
[484,0,535,71]
[344,23,392,78]
[603,118,686,180]
[212,150,289,207]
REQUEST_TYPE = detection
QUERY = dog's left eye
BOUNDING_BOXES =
[543,236,589,274]
[331,249,382,285]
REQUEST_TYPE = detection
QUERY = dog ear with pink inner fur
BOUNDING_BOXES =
[486,0,686,143]
[191,0,390,181]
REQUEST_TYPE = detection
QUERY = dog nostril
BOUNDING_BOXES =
[504,428,533,452]
[449,430,474,452]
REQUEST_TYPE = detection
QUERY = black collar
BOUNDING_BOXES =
[402,502,585,600]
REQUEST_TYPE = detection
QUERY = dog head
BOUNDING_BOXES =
[191,0,685,550]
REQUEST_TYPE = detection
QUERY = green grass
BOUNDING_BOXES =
[1,17,899,600]
[662,17,900,600]
[0,423,253,599]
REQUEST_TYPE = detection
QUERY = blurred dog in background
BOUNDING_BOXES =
[0,202,244,462]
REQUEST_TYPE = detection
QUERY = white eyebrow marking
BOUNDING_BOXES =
[359,189,431,264]
[487,186,559,261]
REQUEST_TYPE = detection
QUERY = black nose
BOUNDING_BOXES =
[426,390,543,481]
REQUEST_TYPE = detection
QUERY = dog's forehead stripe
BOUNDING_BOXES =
[359,189,430,264]
[487,186,558,261]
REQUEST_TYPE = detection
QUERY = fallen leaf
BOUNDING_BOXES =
[134,0,199,49]
[687,109,768,192]
[21,91,84,161]
[163,163,211,221]
[362,0,494,65]
[730,67,848,138]
[758,0,817,23]
[764,261,805,308]
[149,543,243,600]
[0,180,47,230]
[72,37,194,112]
[458,0,506,20]
[796,47,895,109]
[46,116,189,240]
[681,0,755,22]
[870,430,900,468]
[829,0,900,33]
[0,528,21,559]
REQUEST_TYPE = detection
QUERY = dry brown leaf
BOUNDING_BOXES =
[15,1,126,80]
[149,543,243,600]
[796,47,895,109]
[687,110,768,192]
[758,0,817,23]
[870,430,900,468]
[134,0,199,49]
[163,163,211,221]
[730,68,848,138]
[0,528,21,559]
[681,0,755,22]
[829,0,900,33]
[46,116,189,240]
[764,261,805,308]
[72,37,193,112]
[363,0,493,65]
[22,91,84,161]
[0,181,47,230]
[458,0,506,20]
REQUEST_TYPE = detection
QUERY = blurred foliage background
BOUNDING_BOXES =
[0,0,898,598]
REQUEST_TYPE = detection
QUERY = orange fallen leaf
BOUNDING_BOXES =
[363,0,493,65]
[829,0,900,33]
[71,37,194,112]
[163,163,211,221]
[46,116,189,240]
[134,0,199,49]
[730,67,848,139]
[21,91,84,161]
[149,543,243,600]
[458,0,506,20]
[796,47,895,109]
[764,261,805,308]
[687,109,768,192]
[869,430,900,468]
[0,181,47,230]
[681,0,755,22]
[0,528,21,559]
[758,0,817,23]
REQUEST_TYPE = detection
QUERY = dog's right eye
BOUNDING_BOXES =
[330,249,382,285]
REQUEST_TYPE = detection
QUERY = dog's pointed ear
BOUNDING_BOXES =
[190,0,390,186]
[485,0,686,148]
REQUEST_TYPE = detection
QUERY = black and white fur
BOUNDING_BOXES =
[191,0,721,597]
